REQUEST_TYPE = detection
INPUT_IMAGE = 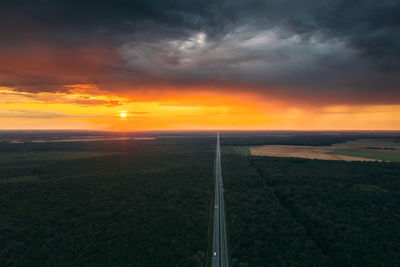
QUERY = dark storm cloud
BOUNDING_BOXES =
[1,0,400,105]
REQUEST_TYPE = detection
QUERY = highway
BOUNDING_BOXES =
[212,132,229,267]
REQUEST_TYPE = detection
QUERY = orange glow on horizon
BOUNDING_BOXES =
[1,85,400,131]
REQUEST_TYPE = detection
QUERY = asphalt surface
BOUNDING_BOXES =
[212,132,229,267]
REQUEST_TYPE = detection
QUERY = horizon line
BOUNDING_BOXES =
[1,129,400,133]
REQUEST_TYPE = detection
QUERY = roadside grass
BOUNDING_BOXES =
[330,150,400,162]
[208,145,232,266]
[205,158,216,267]
[223,180,233,267]
[221,147,234,266]
[205,199,215,267]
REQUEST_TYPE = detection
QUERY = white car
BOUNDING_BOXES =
[213,252,217,257]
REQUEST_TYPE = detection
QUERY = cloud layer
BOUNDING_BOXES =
[1,0,400,105]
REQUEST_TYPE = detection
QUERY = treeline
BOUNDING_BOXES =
[220,132,400,147]
[0,141,215,266]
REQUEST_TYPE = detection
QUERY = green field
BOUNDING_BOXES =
[222,146,250,156]
[0,151,119,164]
[0,175,40,184]
[331,149,400,162]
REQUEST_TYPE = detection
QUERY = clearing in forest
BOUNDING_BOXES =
[249,139,400,162]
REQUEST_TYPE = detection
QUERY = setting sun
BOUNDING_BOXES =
[0,0,399,133]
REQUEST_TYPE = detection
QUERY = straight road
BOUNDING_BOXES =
[212,132,229,267]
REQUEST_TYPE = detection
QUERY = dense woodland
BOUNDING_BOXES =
[251,157,400,266]
[222,152,330,266]
[0,138,215,266]
[2,131,400,266]
[223,145,400,266]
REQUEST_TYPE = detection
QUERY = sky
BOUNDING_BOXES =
[1,0,400,130]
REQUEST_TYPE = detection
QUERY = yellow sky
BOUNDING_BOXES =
[1,85,399,130]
